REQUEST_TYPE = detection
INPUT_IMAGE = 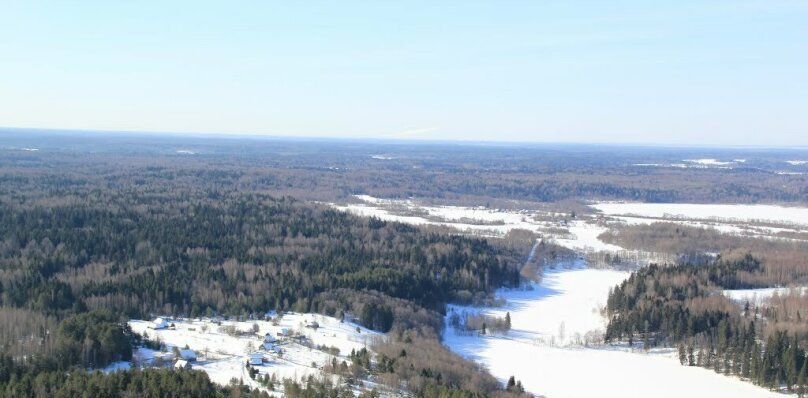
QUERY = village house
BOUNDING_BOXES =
[179,348,197,362]
[264,333,276,343]
[249,353,264,366]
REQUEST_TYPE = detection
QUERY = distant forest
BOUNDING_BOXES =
[1,130,806,205]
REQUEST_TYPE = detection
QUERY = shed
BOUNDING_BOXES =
[174,359,191,370]
[179,349,197,362]
[151,317,170,330]
[249,353,264,366]
[157,351,176,362]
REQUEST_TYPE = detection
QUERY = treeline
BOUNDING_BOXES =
[0,366,269,398]
[599,222,808,286]
[605,255,808,393]
[1,132,806,206]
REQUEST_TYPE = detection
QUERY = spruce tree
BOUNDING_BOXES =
[506,376,516,392]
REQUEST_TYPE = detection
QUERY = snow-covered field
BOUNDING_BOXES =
[592,202,808,227]
[448,263,628,346]
[444,265,783,398]
[333,195,625,255]
[126,313,381,393]
[684,158,735,166]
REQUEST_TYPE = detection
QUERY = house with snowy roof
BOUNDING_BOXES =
[179,349,197,361]
[150,317,169,329]
[249,353,264,366]
[174,359,191,370]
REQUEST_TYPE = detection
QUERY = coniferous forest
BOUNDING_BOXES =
[606,255,808,394]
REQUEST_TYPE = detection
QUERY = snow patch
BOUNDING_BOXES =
[684,158,733,166]
[723,287,807,304]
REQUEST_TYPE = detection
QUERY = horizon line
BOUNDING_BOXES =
[2,125,807,151]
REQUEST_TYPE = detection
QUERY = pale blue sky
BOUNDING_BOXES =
[1,1,806,146]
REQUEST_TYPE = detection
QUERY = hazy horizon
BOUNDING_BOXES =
[4,126,808,150]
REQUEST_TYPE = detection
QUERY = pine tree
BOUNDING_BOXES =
[798,360,807,398]
[506,376,516,392]
[505,312,511,331]
[687,345,695,366]
[741,341,752,379]
[678,343,687,365]
[751,343,762,385]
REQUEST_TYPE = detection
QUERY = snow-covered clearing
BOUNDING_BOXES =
[552,222,623,253]
[444,265,783,398]
[333,195,627,254]
[448,264,628,346]
[446,341,782,398]
[684,158,735,166]
[128,313,381,393]
[592,202,808,228]
[723,287,808,304]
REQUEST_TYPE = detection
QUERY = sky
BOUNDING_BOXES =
[1,1,806,146]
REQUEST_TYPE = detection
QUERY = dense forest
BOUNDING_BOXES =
[605,254,808,393]
[0,194,521,318]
